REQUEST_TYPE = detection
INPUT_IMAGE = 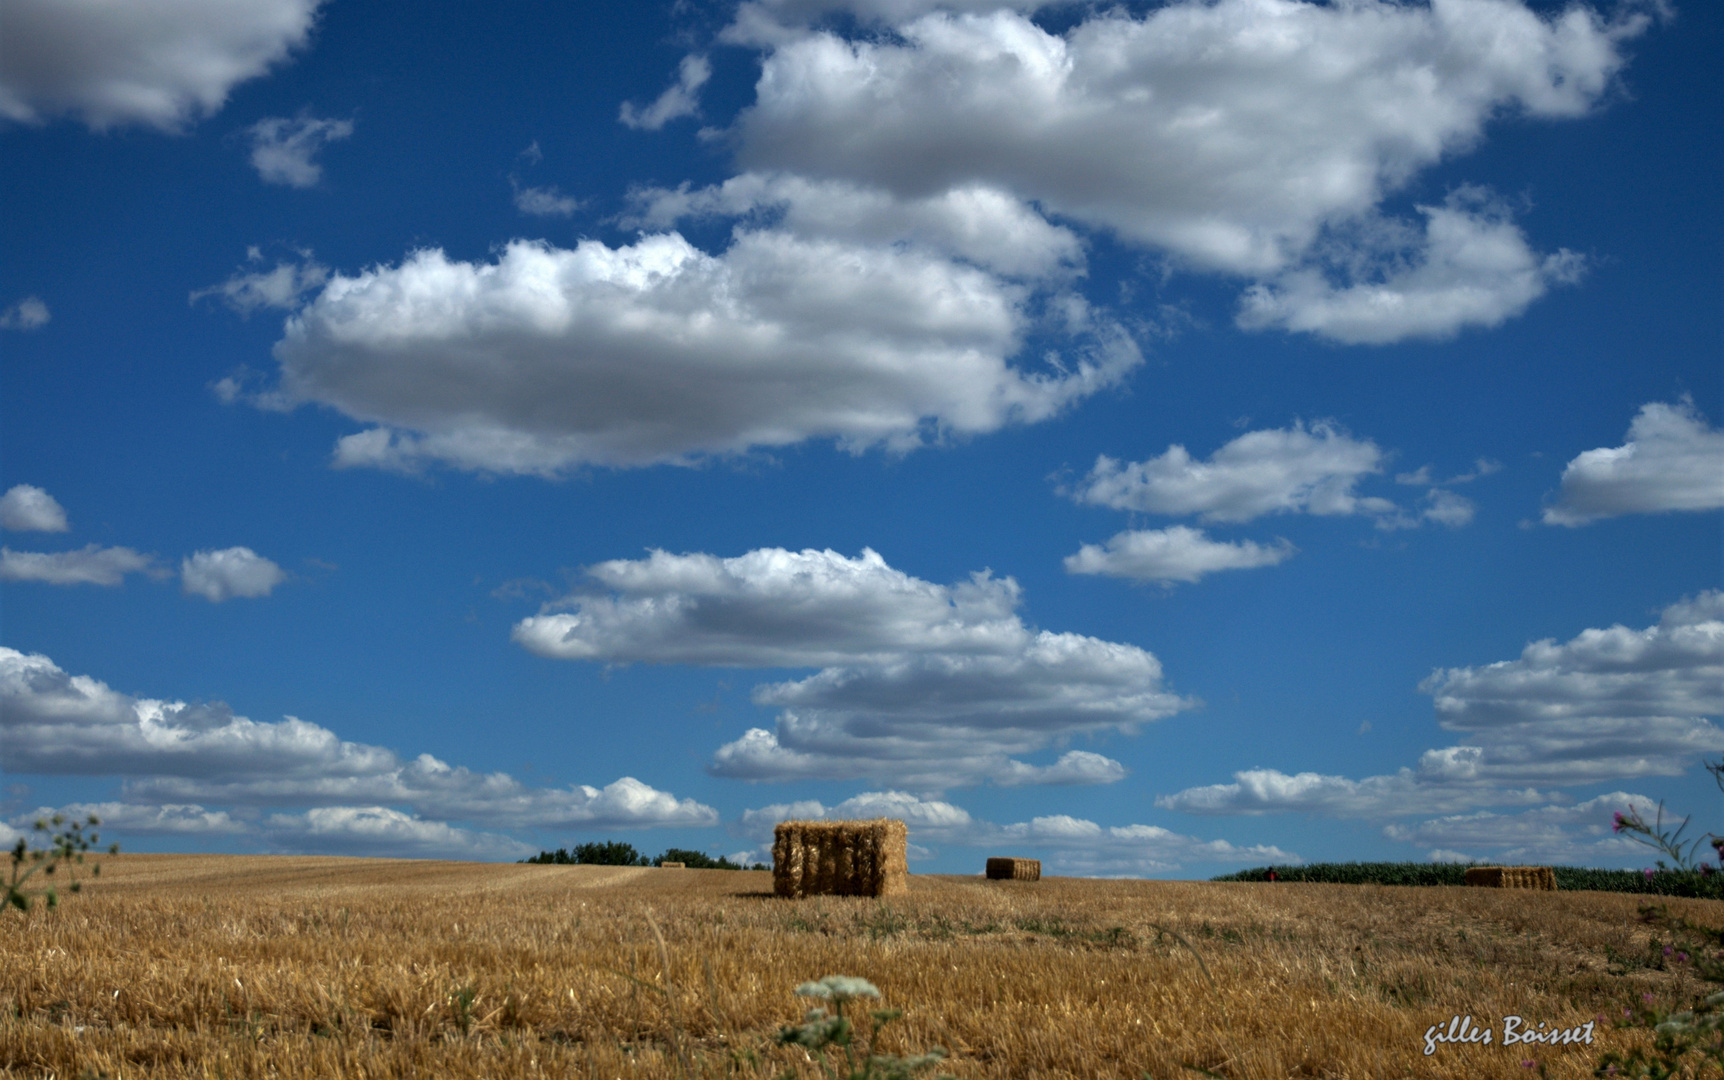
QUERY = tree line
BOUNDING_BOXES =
[520,840,765,870]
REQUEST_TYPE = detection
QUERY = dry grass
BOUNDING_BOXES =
[3,854,1720,1079]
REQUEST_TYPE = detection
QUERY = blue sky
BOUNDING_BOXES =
[1,0,1718,876]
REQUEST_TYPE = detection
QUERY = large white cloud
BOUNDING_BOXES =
[0,647,718,838]
[0,544,156,586]
[1544,400,1724,526]
[1070,421,1392,523]
[0,484,69,532]
[180,546,286,602]
[733,0,1642,343]
[0,0,323,130]
[272,232,1136,474]
[1064,526,1295,585]
[515,547,1186,788]
[1160,593,1724,818]
[734,789,1294,875]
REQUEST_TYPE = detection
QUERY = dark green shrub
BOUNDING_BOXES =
[1210,861,1724,899]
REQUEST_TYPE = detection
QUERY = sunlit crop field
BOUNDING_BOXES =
[4,854,1719,1078]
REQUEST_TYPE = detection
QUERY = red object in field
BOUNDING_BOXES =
[1267,870,1277,882]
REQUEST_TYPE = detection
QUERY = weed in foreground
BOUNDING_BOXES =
[6,813,117,912]
[777,975,951,1080]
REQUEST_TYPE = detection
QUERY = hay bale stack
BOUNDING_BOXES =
[1464,866,1556,890]
[658,862,685,869]
[773,819,909,899]
[985,857,1041,881]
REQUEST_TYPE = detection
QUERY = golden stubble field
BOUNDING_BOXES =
[3,854,1720,1079]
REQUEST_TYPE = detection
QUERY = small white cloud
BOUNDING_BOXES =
[1544,400,1724,526]
[0,296,50,330]
[619,54,711,131]
[0,484,69,532]
[994,750,1127,786]
[30,801,248,836]
[0,544,155,586]
[191,254,328,315]
[1064,526,1294,585]
[181,546,286,602]
[0,0,323,130]
[1071,421,1389,523]
[512,182,581,217]
[1236,191,1585,344]
[1419,489,1476,528]
[247,113,353,187]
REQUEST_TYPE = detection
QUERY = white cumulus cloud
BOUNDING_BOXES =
[0,0,323,130]
[246,113,352,187]
[731,0,1643,339]
[1064,526,1294,585]
[514,547,1187,788]
[180,546,286,602]
[272,233,1136,474]
[1159,593,1724,818]
[1236,190,1585,343]
[1544,400,1724,526]
[0,544,156,586]
[0,484,69,532]
[1071,421,1392,523]
[0,647,719,840]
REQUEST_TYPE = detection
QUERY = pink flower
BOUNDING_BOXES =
[1614,812,1626,832]
[1645,868,1657,881]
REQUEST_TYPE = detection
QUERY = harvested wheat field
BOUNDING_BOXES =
[4,854,1720,1079]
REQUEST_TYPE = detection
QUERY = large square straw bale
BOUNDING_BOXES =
[1464,866,1556,890]
[985,857,1041,881]
[773,819,909,898]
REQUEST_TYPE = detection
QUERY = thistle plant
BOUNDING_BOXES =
[777,975,951,1080]
[6,813,117,913]
[1613,759,1724,876]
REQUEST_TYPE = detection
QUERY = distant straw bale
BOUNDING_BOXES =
[658,862,685,869]
[986,857,1041,881]
[1464,866,1556,890]
[773,819,908,899]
